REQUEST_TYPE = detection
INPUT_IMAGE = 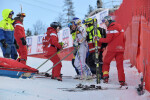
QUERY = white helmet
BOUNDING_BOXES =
[72,17,81,25]
[102,16,112,23]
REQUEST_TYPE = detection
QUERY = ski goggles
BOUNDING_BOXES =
[68,23,72,28]
[102,19,107,23]
[21,13,26,17]
[9,11,14,15]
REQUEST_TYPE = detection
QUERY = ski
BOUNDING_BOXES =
[58,83,128,92]
[34,72,73,79]
[93,18,100,84]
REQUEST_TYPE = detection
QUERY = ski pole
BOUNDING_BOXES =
[36,48,63,69]
[45,49,74,73]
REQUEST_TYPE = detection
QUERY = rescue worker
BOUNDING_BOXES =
[85,18,107,79]
[0,9,18,59]
[71,17,92,80]
[94,16,126,86]
[13,13,27,64]
[43,22,63,81]
[68,22,80,79]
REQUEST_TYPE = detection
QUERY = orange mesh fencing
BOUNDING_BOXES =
[111,0,150,92]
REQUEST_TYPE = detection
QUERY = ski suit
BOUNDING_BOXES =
[43,27,62,77]
[86,25,107,79]
[14,20,27,64]
[0,9,18,59]
[74,24,92,77]
[70,30,80,75]
[99,21,125,82]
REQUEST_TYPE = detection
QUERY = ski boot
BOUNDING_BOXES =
[76,83,84,88]
[45,73,51,77]
[103,76,109,83]
[51,75,62,81]
[119,81,127,86]
[86,75,94,80]
[74,75,81,79]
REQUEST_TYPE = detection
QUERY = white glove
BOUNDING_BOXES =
[73,40,79,47]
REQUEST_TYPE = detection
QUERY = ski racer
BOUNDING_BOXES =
[71,17,92,80]
[68,22,80,79]
[43,22,63,81]
[0,9,18,59]
[94,16,126,86]
[13,13,27,64]
[84,18,107,79]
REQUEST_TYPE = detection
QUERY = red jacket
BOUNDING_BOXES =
[43,27,62,56]
[14,20,26,40]
[99,22,125,52]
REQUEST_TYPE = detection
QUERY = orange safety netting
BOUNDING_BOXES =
[111,0,150,92]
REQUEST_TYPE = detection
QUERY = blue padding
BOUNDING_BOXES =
[0,69,35,79]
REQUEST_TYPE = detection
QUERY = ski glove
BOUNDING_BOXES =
[93,36,100,41]
[0,39,8,48]
[20,37,27,45]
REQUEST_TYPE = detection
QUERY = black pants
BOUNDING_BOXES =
[86,51,103,78]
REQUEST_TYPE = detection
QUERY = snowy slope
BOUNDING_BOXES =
[0,54,150,100]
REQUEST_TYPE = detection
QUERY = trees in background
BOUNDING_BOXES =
[56,0,75,27]
[26,28,32,37]
[33,20,47,35]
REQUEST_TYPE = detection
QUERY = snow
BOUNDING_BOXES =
[0,54,150,100]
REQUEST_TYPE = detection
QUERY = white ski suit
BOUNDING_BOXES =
[74,24,92,78]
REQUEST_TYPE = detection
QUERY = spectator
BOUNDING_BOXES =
[0,9,18,59]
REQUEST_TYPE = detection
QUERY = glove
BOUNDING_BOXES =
[93,36,100,41]
[0,39,8,48]
[73,39,80,47]
[59,42,64,46]
[20,37,27,45]
[14,39,19,49]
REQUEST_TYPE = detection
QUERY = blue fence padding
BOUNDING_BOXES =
[0,69,35,79]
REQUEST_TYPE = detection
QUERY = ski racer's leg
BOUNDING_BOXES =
[102,52,115,78]
[115,52,125,82]
[78,44,92,76]
[74,49,82,75]
[50,54,62,77]
[72,57,80,75]
[99,51,103,79]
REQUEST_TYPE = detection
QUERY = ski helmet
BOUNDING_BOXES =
[102,16,112,23]
[17,13,26,17]
[50,22,62,29]
[72,17,81,25]
[85,18,93,25]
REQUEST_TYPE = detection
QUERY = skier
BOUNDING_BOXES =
[94,16,126,86]
[0,9,18,60]
[85,18,107,79]
[43,22,63,81]
[68,22,80,79]
[71,17,92,80]
[13,13,27,64]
